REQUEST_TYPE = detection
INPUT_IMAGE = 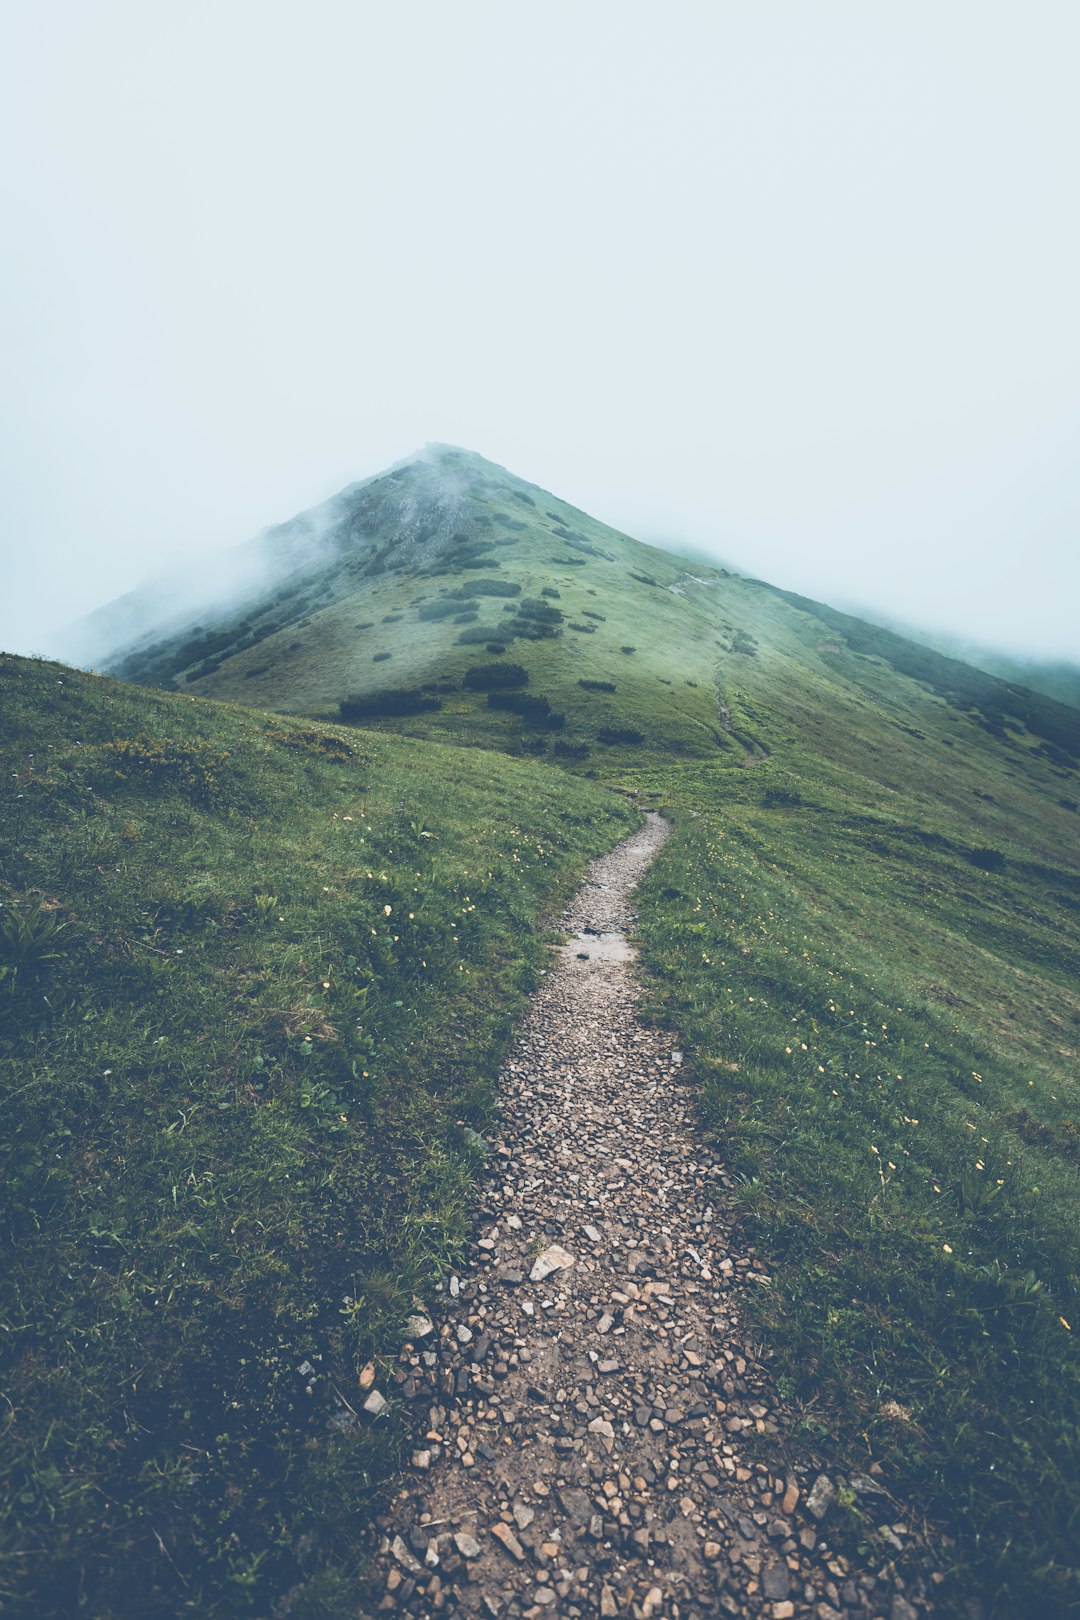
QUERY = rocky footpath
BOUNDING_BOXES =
[362,815,937,1619]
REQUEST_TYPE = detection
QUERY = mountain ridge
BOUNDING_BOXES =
[66,447,1080,785]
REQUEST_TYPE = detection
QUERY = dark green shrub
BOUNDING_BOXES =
[418,599,478,621]
[463,663,529,692]
[450,580,521,598]
[339,689,441,720]
[453,612,479,624]
[373,651,392,663]
[581,610,605,621]
[630,571,658,586]
[381,613,402,624]
[541,587,560,599]
[620,646,636,655]
[579,679,616,693]
[486,693,565,728]
[597,726,644,745]
[968,846,1006,872]
[486,642,506,654]
[456,626,501,645]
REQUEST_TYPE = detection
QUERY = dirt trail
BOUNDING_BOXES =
[364,816,933,1619]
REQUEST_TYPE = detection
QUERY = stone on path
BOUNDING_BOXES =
[528,1243,575,1283]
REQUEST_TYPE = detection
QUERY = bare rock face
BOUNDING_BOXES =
[362,815,937,1618]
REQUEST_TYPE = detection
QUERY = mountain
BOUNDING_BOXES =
[77,444,1080,780]
[8,449,1080,1616]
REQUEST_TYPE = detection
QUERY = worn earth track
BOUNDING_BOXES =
[363,816,934,1620]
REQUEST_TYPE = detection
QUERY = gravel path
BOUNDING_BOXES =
[364,815,935,1620]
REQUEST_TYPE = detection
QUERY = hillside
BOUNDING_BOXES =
[7,450,1080,1616]
[0,653,634,1617]
[846,614,1080,713]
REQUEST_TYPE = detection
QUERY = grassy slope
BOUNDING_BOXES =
[613,582,1080,1616]
[184,482,734,760]
[14,458,1080,1615]
[0,653,634,1618]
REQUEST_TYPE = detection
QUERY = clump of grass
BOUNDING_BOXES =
[266,726,356,763]
[98,735,230,806]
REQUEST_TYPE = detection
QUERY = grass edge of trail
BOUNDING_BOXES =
[633,799,1080,1620]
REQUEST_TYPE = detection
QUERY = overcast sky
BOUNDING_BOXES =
[2,1,1078,662]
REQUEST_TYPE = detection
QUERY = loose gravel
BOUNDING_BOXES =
[363,815,937,1619]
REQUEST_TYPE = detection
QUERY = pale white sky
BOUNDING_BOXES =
[2,1,1078,661]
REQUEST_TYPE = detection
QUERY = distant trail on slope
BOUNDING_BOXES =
[363,817,933,1620]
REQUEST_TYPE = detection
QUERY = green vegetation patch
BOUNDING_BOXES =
[463,663,529,692]
[339,689,442,719]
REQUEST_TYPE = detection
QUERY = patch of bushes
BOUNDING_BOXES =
[541,587,561,599]
[968,846,1006,872]
[554,556,588,567]
[597,726,645,745]
[418,599,478,621]
[463,663,529,692]
[486,692,565,728]
[373,651,392,662]
[450,580,521,599]
[453,612,479,624]
[339,689,442,719]
[630,571,658,586]
[568,623,595,634]
[581,610,605,621]
[579,679,616,693]
[486,642,506,654]
[456,626,499,645]
[243,665,270,679]
[382,613,403,624]
[620,646,637,655]
[354,621,375,630]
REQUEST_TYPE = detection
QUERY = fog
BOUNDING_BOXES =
[2,2,1078,664]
